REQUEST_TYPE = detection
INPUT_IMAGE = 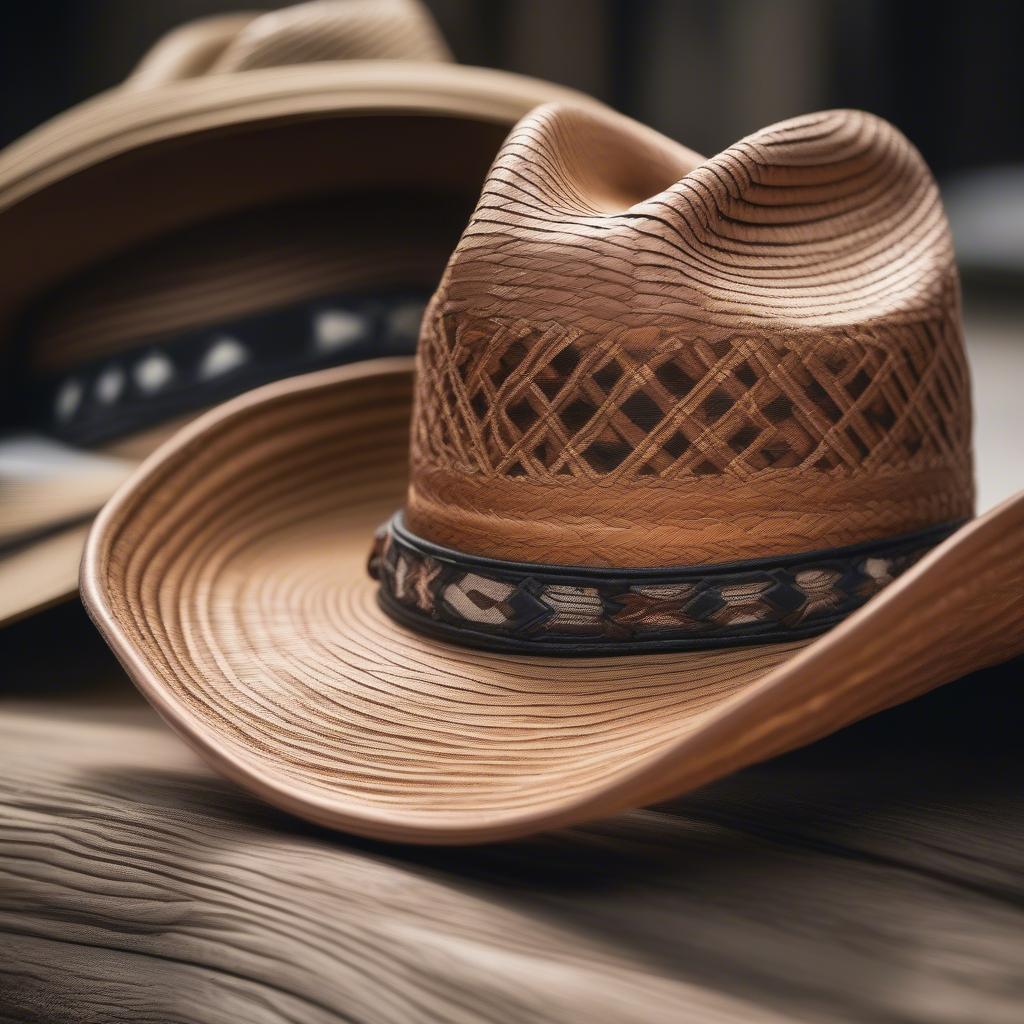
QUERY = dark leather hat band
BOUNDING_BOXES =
[369,514,963,655]
[25,288,428,447]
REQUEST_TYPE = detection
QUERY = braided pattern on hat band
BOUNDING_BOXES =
[369,515,962,655]
[414,308,971,484]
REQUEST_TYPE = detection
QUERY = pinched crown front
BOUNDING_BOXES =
[405,104,973,569]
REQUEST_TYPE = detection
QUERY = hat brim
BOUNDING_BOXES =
[81,360,1024,844]
[0,415,215,624]
[0,522,96,625]
[0,439,143,625]
[0,61,594,332]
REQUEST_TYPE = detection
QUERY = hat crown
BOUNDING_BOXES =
[127,0,450,90]
[405,104,973,567]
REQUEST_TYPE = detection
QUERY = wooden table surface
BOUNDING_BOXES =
[2,601,1022,1024]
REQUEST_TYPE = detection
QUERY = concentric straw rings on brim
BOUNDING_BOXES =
[82,359,1024,844]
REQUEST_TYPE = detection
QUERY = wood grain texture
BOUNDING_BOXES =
[1,617,1022,1023]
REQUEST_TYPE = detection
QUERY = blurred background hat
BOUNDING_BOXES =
[0,0,594,625]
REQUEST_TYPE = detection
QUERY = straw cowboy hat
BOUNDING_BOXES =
[0,0,593,625]
[83,103,1024,845]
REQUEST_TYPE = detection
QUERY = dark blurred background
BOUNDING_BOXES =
[2,0,1021,175]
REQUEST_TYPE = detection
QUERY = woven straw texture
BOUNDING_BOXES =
[408,105,973,566]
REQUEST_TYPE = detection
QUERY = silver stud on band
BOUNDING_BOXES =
[134,353,175,393]
[313,310,366,352]
[200,336,250,380]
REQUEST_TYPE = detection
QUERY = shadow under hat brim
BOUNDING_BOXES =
[80,359,1024,844]
[0,60,596,335]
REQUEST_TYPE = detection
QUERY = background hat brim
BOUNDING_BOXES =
[0,438,140,625]
[0,60,595,339]
[0,522,95,626]
[0,62,595,624]
[0,417,208,625]
[81,360,1024,844]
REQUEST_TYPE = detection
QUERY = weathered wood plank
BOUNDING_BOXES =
[1,604,1022,1023]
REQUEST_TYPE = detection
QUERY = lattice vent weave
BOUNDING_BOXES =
[413,302,971,486]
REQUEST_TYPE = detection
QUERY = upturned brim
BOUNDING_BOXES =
[81,359,1024,844]
[0,61,593,625]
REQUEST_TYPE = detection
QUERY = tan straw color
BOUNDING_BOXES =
[0,0,594,625]
[83,104,1024,844]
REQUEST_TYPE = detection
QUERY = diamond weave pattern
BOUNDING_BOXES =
[414,303,970,484]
